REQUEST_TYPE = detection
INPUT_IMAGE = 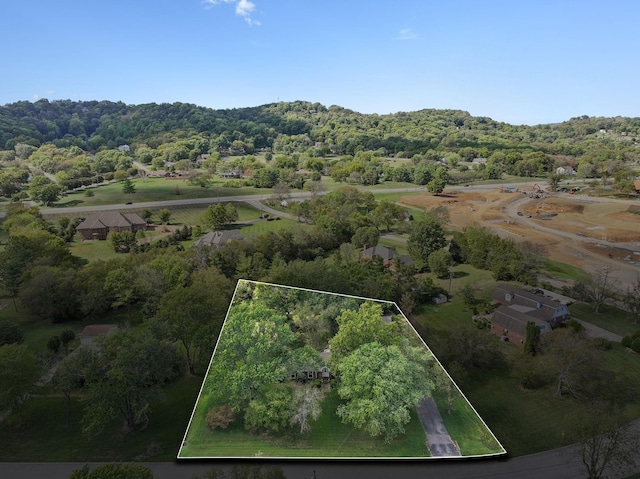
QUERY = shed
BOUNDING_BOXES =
[79,324,118,348]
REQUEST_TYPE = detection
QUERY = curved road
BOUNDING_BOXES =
[500,191,640,289]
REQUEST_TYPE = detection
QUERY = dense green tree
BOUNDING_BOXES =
[203,301,299,408]
[524,321,541,356]
[158,208,171,224]
[19,265,82,322]
[407,216,447,271]
[153,267,233,374]
[336,342,431,441]
[244,383,294,433]
[427,176,446,195]
[329,302,400,368]
[0,321,24,346]
[252,168,279,188]
[0,343,40,411]
[200,203,238,231]
[29,176,63,206]
[109,230,137,253]
[350,225,380,248]
[371,200,406,232]
[427,249,453,278]
[81,329,182,436]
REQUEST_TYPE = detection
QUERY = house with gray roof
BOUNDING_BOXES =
[192,230,244,249]
[490,283,570,345]
[359,245,414,269]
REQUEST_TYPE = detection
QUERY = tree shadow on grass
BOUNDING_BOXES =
[52,199,85,208]
[452,271,469,279]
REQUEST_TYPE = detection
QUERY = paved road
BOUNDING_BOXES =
[0,447,599,479]
[416,397,461,457]
[4,422,640,479]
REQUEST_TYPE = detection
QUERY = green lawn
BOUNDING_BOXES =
[432,390,503,456]
[180,388,430,458]
[51,178,270,209]
[570,301,639,337]
[540,258,589,282]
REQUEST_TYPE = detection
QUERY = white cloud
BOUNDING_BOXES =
[44,89,55,95]
[396,28,416,40]
[203,0,261,26]
[33,94,39,100]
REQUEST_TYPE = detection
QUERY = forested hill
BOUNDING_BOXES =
[1,99,640,159]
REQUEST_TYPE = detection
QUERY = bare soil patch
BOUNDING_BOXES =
[398,191,640,284]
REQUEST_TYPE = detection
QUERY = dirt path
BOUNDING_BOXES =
[415,396,461,457]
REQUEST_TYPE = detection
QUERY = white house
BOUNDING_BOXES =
[556,166,576,176]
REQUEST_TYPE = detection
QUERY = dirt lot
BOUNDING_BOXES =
[398,189,640,286]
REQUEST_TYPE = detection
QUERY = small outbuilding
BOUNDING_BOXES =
[79,324,118,348]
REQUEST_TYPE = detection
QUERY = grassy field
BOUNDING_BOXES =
[180,389,430,458]
[541,258,589,282]
[50,178,270,209]
[570,301,639,337]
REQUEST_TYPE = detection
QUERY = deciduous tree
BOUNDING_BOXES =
[0,343,39,412]
[407,216,447,271]
[81,329,182,436]
[336,342,431,441]
[329,302,400,368]
[203,301,298,408]
[371,200,405,232]
[153,267,233,375]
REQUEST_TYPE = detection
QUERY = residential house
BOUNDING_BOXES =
[192,230,244,249]
[556,165,576,176]
[490,283,570,345]
[359,245,414,269]
[218,169,243,179]
[634,180,640,193]
[76,211,147,240]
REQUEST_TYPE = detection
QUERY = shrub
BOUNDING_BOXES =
[566,319,585,333]
[206,404,236,430]
[632,338,640,353]
[621,335,633,348]
[591,337,612,351]
[0,321,24,346]
[47,335,61,353]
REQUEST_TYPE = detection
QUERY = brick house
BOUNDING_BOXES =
[76,211,147,240]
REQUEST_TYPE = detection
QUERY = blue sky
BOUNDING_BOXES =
[1,0,639,125]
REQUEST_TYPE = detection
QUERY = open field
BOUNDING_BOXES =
[51,178,270,209]
[398,187,640,289]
